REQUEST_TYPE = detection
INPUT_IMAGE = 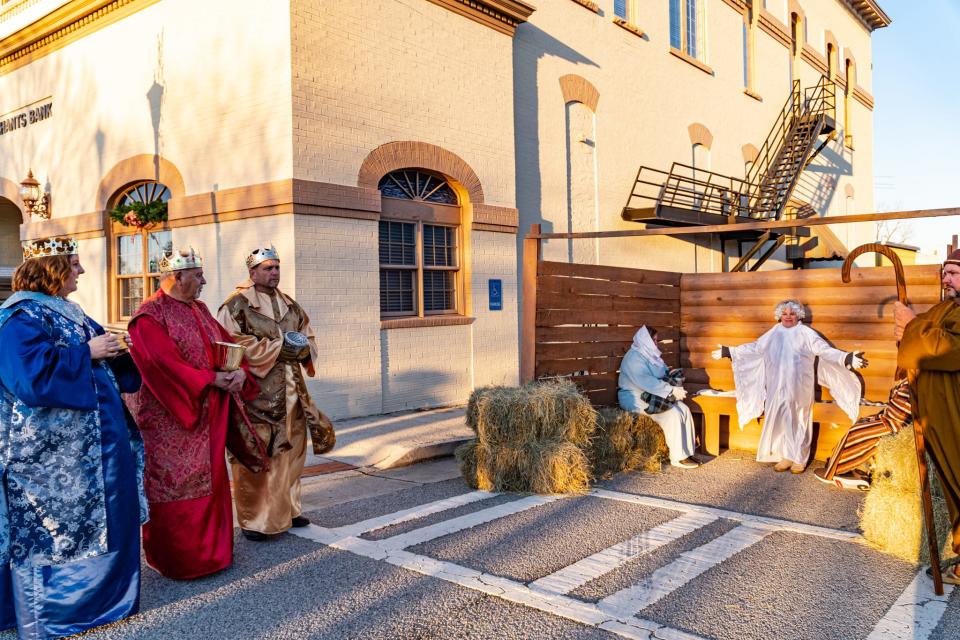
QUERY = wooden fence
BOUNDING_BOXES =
[520,244,682,406]
[680,264,942,402]
[521,242,943,408]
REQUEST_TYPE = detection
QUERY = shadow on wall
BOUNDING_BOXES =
[794,143,851,215]
[512,20,599,342]
[303,366,464,421]
[380,350,469,415]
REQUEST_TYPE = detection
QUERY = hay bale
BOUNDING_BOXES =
[459,381,669,493]
[458,380,597,494]
[860,426,952,564]
[590,407,669,479]
[467,380,595,449]
[456,440,492,491]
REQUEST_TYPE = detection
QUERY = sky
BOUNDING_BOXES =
[871,0,960,258]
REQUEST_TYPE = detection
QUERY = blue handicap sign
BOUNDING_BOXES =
[488,279,502,311]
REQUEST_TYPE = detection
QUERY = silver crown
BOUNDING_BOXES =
[159,247,203,273]
[247,245,280,269]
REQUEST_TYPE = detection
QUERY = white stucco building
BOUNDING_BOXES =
[0,0,888,417]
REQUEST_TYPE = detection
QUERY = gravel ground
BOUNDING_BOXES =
[361,494,521,541]
[410,495,678,583]
[641,530,917,640]
[64,533,609,640]
[4,451,959,639]
[570,518,741,602]
[304,476,473,529]
[599,449,865,531]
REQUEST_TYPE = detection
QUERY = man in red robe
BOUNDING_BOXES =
[129,247,258,579]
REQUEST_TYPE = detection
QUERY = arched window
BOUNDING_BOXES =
[691,144,709,209]
[790,12,801,85]
[110,181,172,320]
[378,170,457,205]
[0,197,21,302]
[742,2,756,92]
[826,43,835,80]
[377,170,462,317]
[844,59,855,148]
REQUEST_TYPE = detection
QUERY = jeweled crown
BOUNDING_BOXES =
[159,247,203,273]
[22,236,78,261]
[246,245,280,269]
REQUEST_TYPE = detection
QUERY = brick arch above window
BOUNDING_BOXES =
[0,177,26,223]
[787,0,806,24]
[823,31,839,56]
[741,143,759,164]
[842,48,857,81]
[558,74,599,112]
[97,155,186,211]
[358,142,484,204]
[688,123,714,150]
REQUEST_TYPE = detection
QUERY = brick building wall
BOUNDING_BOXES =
[293,214,383,419]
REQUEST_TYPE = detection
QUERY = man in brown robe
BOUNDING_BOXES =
[896,249,960,584]
[218,246,335,541]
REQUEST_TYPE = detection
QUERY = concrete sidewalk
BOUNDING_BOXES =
[305,405,472,471]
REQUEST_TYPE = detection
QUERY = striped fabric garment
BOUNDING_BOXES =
[639,368,685,415]
[820,378,913,480]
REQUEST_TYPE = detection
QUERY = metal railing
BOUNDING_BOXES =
[625,77,836,224]
[627,163,761,219]
[745,76,836,218]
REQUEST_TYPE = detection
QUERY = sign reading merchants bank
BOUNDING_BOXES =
[0,99,53,137]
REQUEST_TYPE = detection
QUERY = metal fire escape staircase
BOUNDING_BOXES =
[623,77,837,271]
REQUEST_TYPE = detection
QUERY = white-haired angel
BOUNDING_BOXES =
[711,299,868,473]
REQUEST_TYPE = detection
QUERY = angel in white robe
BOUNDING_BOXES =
[712,300,867,473]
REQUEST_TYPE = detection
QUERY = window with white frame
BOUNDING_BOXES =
[110,181,172,321]
[670,0,706,61]
[378,170,462,318]
[614,0,638,22]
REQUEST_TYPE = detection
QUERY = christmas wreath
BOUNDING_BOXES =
[109,199,168,228]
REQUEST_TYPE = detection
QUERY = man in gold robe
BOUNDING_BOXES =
[218,246,335,541]
[896,249,960,584]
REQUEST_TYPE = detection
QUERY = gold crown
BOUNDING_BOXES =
[246,245,280,269]
[159,247,203,273]
[22,236,78,261]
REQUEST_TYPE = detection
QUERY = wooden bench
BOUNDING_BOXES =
[690,394,868,460]
[680,264,942,461]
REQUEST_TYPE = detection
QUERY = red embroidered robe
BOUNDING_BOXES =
[129,290,257,579]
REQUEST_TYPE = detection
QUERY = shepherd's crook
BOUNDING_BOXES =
[842,243,944,595]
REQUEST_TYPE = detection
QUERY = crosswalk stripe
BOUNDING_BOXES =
[374,494,560,551]
[598,524,771,618]
[866,570,955,640]
[591,488,862,542]
[529,511,719,595]
[289,524,710,640]
[330,490,495,537]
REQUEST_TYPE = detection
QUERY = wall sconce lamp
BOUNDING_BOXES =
[19,169,51,220]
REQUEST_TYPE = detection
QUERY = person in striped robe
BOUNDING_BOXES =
[814,378,912,490]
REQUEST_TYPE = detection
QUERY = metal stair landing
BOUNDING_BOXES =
[622,77,837,268]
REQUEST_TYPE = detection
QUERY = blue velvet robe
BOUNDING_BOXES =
[0,292,145,640]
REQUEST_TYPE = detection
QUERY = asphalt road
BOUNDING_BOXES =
[4,453,960,639]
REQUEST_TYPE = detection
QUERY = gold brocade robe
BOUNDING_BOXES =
[217,281,334,534]
[898,299,960,552]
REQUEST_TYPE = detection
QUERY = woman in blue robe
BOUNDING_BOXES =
[0,237,146,639]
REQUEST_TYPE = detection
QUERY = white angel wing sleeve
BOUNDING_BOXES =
[730,340,765,429]
[808,329,862,424]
